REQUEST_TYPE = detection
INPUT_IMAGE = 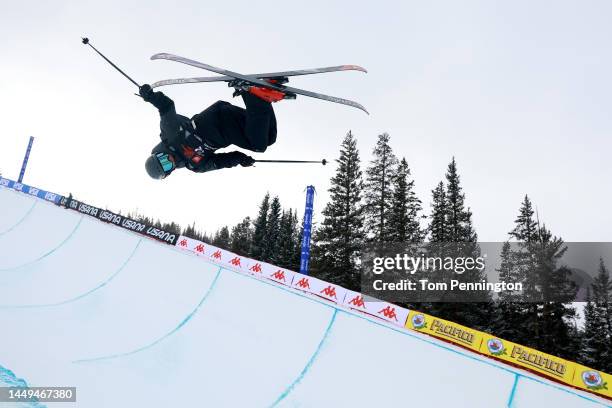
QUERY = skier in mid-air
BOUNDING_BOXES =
[140,82,285,179]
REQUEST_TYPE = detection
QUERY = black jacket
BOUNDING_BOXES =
[146,91,247,173]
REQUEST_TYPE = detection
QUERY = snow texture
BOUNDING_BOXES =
[0,187,609,407]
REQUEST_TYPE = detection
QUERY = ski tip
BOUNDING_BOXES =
[150,53,173,61]
[343,65,367,74]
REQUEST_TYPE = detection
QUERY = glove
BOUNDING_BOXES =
[238,153,255,167]
[139,84,154,101]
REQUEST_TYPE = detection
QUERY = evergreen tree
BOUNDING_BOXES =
[388,157,424,243]
[212,226,231,249]
[312,131,365,290]
[428,181,449,242]
[582,258,612,372]
[230,217,253,256]
[364,133,398,242]
[262,196,282,262]
[276,209,300,269]
[427,158,491,330]
[445,157,477,242]
[494,241,525,340]
[509,195,538,242]
[250,193,270,259]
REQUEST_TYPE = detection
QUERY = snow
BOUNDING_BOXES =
[0,187,609,407]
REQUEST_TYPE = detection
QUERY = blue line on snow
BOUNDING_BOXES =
[72,266,223,363]
[0,200,37,236]
[0,239,142,308]
[0,364,47,408]
[269,309,338,408]
[507,374,520,407]
[0,216,83,272]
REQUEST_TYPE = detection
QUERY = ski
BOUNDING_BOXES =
[150,53,368,114]
[151,65,367,89]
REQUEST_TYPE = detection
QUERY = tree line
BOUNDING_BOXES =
[128,130,611,374]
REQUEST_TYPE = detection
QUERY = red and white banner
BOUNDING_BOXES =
[175,236,408,325]
[343,291,410,327]
[292,275,347,304]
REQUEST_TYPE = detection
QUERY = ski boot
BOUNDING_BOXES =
[229,78,295,102]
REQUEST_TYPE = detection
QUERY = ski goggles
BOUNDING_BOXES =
[156,152,175,175]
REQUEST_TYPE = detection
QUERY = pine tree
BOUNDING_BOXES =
[509,195,538,242]
[364,133,398,242]
[262,196,282,262]
[388,158,424,243]
[427,158,492,330]
[276,209,300,269]
[445,157,476,242]
[212,226,231,249]
[524,223,577,359]
[230,217,253,256]
[582,258,612,372]
[312,131,365,290]
[250,193,270,259]
[428,181,449,242]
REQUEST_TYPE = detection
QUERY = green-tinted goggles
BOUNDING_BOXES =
[156,153,175,174]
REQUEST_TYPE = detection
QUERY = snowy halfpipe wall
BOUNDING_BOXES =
[0,183,610,407]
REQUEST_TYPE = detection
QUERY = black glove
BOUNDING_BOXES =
[238,153,255,167]
[139,84,154,101]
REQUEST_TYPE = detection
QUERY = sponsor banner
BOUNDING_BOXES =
[0,177,14,188]
[292,275,347,304]
[405,311,483,352]
[479,334,575,383]
[176,236,205,254]
[0,178,64,204]
[571,364,611,398]
[68,203,179,245]
[263,264,296,287]
[342,291,409,326]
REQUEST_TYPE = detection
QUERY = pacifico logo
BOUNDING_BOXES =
[486,339,506,356]
[430,320,475,346]
[581,370,606,391]
[510,346,567,377]
[411,313,426,329]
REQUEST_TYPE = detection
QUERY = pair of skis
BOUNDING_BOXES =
[82,37,368,113]
[150,53,368,114]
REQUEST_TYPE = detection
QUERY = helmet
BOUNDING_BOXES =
[145,152,175,179]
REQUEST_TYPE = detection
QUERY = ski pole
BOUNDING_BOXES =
[255,159,327,165]
[81,37,140,88]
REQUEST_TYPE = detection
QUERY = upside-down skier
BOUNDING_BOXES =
[140,83,285,180]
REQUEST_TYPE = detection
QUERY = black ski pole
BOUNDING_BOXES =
[81,37,140,88]
[254,159,327,165]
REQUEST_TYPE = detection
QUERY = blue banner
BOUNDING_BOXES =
[0,177,63,205]
[18,136,35,184]
[299,185,315,275]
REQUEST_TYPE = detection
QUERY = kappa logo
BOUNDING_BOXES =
[229,257,242,267]
[211,250,222,259]
[378,306,398,321]
[194,243,205,253]
[178,239,188,247]
[320,285,337,299]
[250,263,262,273]
[348,295,366,308]
[271,270,286,282]
[296,277,310,289]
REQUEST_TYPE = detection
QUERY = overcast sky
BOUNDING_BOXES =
[1,1,611,242]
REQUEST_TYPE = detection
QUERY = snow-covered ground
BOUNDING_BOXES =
[0,187,609,407]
